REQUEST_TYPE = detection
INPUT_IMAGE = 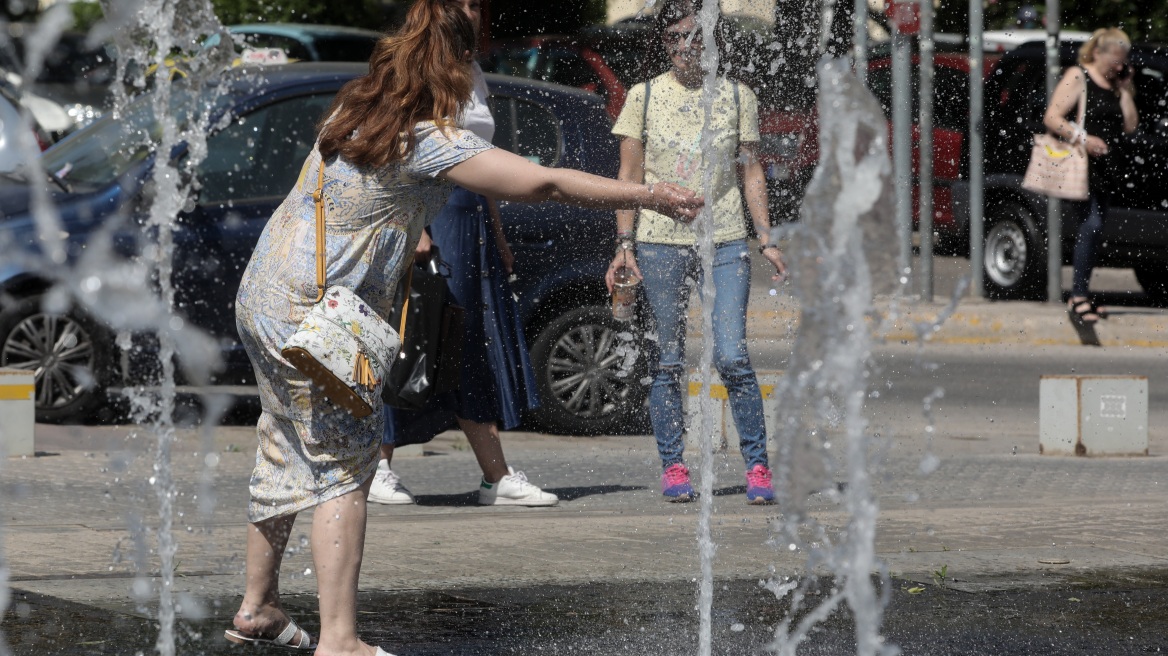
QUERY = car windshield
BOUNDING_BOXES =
[312,36,376,62]
[41,85,228,189]
[484,46,540,79]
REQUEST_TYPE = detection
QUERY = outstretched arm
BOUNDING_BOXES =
[440,146,702,222]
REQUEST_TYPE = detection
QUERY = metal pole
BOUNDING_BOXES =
[968,0,985,297]
[1045,0,1062,303]
[892,26,913,283]
[854,0,868,85]
[918,0,934,302]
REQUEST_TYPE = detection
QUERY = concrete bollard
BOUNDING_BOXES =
[1039,375,1148,456]
[684,371,780,454]
[0,368,36,457]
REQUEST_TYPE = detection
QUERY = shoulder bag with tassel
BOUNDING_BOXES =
[280,158,401,418]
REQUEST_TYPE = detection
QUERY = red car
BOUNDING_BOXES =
[759,49,999,236]
[482,36,628,120]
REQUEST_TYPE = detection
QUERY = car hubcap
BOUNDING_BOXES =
[547,322,634,419]
[1,313,95,410]
[984,220,1027,287]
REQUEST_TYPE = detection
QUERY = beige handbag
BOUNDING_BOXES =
[1022,76,1089,201]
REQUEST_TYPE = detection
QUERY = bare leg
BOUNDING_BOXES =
[379,442,395,465]
[312,478,377,656]
[458,416,509,483]
[232,514,313,645]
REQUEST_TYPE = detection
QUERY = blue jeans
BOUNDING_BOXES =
[1072,194,1108,296]
[637,240,769,471]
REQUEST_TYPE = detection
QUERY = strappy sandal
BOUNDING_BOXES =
[1091,301,1110,320]
[1067,298,1101,327]
[224,618,315,650]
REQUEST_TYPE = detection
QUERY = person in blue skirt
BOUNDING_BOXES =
[368,0,558,507]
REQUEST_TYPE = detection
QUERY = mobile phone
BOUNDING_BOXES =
[1118,63,1133,80]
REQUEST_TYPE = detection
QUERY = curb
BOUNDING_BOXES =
[729,299,1168,347]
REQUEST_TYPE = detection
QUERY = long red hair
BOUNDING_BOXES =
[317,0,475,169]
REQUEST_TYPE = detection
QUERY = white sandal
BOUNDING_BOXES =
[224,618,315,650]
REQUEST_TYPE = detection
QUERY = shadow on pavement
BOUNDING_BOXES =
[414,485,648,507]
[6,574,1168,655]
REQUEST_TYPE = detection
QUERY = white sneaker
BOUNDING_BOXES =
[478,467,559,506]
[368,460,415,505]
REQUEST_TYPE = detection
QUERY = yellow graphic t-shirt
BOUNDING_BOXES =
[611,72,759,246]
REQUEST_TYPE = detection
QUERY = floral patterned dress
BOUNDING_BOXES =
[235,122,492,522]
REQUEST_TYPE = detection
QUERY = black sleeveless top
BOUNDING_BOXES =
[1076,67,1124,196]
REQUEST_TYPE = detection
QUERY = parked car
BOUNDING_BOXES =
[0,63,648,433]
[981,29,1090,54]
[0,81,53,171]
[482,36,628,120]
[223,24,383,63]
[0,26,116,130]
[947,41,1168,299]
[747,43,997,231]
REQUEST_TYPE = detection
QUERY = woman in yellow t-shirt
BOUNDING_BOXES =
[605,0,785,504]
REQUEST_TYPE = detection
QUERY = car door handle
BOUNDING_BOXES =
[511,239,555,249]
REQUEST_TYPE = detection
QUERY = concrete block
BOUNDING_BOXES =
[1039,375,1148,456]
[0,368,35,457]
[684,371,780,454]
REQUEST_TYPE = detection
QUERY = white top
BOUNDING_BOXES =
[460,61,494,143]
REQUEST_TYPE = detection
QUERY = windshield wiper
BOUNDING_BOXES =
[46,168,72,194]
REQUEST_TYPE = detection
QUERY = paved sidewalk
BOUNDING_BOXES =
[5,410,1166,616]
[4,268,1168,627]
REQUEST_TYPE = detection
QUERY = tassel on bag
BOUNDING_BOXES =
[354,350,378,388]
[280,156,401,417]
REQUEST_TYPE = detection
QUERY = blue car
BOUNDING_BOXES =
[0,63,648,434]
[223,24,383,63]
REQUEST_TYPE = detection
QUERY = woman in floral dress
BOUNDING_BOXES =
[225,2,703,654]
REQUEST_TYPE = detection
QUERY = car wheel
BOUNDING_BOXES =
[528,305,649,436]
[1134,265,1168,302]
[982,200,1047,300]
[0,295,114,423]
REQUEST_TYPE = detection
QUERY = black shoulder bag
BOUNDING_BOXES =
[382,247,465,410]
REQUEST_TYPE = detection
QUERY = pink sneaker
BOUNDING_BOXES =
[745,464,775,505]
[661,463,695,502]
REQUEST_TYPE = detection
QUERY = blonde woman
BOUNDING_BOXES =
[1043,28,1138,326]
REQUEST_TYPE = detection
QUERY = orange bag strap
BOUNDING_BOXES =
[312,160,327,303]
[398,265,413,338]
[313,153,413,340]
